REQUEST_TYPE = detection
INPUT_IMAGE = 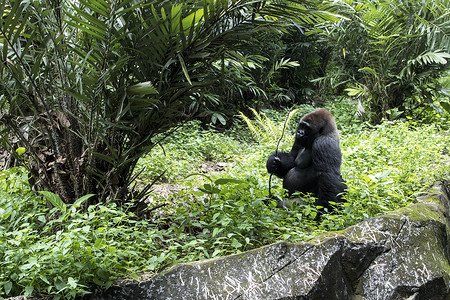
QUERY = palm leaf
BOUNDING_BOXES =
[401,50,450,79]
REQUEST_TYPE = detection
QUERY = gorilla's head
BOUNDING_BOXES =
[295,108,339,148]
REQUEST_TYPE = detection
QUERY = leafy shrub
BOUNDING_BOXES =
[325,0,450,123]
[339,122,450,222]
[135,121,245,182]
[323,97,369,135]
[0,168,177,298]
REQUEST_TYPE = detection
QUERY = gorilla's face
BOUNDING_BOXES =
[295,121,313,148]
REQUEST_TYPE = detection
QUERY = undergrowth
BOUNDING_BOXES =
[1,100,450,298]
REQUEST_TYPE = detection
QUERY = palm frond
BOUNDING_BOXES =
[400,50,450,79]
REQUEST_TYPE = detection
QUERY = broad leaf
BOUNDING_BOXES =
[39,191,66,213]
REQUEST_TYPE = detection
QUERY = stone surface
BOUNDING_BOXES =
[90,181,450,300]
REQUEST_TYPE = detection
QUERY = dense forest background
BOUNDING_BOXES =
[0,0,450,298]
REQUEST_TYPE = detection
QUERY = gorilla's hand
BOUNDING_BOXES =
[266,155,281,174]
[266,152,295,178]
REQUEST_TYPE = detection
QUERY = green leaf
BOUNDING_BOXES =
[214,178,245,185]
[178,54,192,85]
[39,191,66,213]
[4,281,12,295]
[358,67,376,76]
[73,194,95,208]
[231,238,242,249]
[130,273,140,281]
[15,147,26,156]
[24,286,34,296]
[211,113,226,125]
[94,238,106,248]
[96,268,110,280]
[199,183,221,194]
[212,227,223,237]
[39,275,50,285]
[345,87,366,97]
[183,7,204,29]
[67,277,78,289]
[440,101,450,114]
[54,278,66,291]
[127,81,159,95]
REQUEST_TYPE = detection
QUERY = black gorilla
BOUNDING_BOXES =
[266,108,347,209]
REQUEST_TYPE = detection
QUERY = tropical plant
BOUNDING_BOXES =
[0,0,341,205]
[324,0,450,123]
[206,51,300,123]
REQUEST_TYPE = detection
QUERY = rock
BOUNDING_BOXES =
[90,181,450,300]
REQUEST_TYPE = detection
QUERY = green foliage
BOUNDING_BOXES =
[339,122,450,224]
[0,168,173,298]
[323,97,369,134]
[238,108,300,145]
[134,120,245,182]
[1,102,450,298]
[407,71,450,129]
[238,98,368,142]
[203,51,301,122]
[322,0,450,123]
[0,0,339,204]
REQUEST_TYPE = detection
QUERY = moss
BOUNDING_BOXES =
[397,202,445,222]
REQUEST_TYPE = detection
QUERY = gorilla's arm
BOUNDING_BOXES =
[266,152,295,178]
[312,135,342,171]
[312,136,347,207]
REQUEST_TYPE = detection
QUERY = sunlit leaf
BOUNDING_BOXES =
[39,191,66,213]
[127,82,159,95]
[178,54,192,85]
[15,147,26,156]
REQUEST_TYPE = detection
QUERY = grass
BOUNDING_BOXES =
[1,99,449,298]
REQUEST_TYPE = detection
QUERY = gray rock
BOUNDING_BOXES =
[91,181,450,300]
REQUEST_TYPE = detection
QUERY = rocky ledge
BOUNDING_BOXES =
[91,181,450,300]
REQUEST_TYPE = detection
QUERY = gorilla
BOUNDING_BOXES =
[266,108,347,209]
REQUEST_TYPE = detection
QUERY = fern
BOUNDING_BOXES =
[239,108,300,146]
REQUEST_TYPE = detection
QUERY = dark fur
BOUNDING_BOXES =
[266,108,347,209]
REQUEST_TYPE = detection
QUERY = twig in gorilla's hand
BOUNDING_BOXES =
[269,111,295,198]
[275,110,294,156]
